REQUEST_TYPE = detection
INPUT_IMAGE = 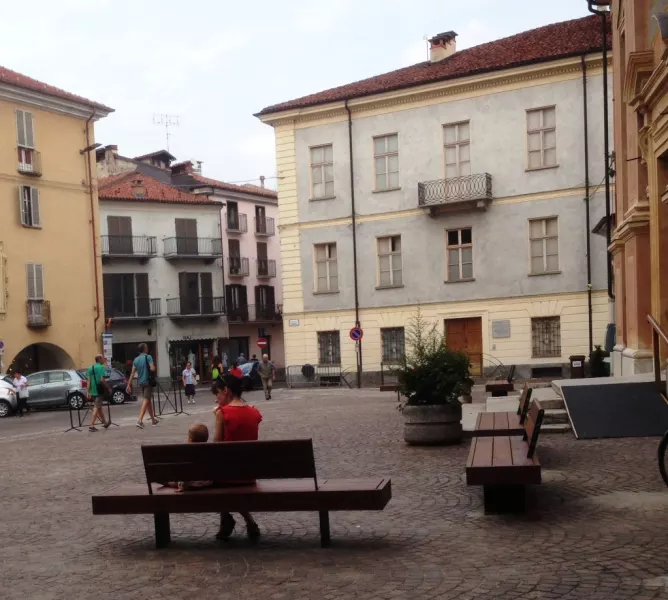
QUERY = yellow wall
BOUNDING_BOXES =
[0,98,104,370]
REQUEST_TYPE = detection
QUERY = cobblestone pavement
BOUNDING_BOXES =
[3,388,668,599]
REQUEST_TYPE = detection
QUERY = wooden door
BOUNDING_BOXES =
[135,273,150,316]
[179,272,199,314]
[175,218,198,254]
[445,317,482,376]
[200,272,213,313]
[257,242,268,276]
[255,205,266,233]
[108,216,132,254]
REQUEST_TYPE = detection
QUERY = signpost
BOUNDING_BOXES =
[349,327,363,342]
[257,338,268,349]
[101,333,113,364]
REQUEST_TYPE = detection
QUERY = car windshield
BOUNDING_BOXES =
[240,362,255,376]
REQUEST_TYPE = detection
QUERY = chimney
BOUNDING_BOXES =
[428,31,457,63]
[131,177,146,198]
[171,161,194,176]
[259,175,265,188]
[195,161,203,174]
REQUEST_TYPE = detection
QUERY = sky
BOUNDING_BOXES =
[1,0,596,189]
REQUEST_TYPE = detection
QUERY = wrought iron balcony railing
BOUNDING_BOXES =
[26,300,51,328]
[228,256,250,277]
[255,216,275,236]
[226,212,248,233]
[227,303,283,323]
[417,173,493,210]
[17,148,42,177]
[104,297,161,320]
[163,237,223,258]
[101,235,157,258]
[257,259,276,278]
[166,296,224,317]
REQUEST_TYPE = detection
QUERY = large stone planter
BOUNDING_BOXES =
[403,403,463,445]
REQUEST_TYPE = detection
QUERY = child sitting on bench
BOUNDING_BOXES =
[163,423,213,492]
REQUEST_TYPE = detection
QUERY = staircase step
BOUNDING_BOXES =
[543,408,569,425]
[542,423,572,434]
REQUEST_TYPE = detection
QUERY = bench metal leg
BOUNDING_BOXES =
[483,485,525,515]
[319,511,331,548]
[154,513,171,548]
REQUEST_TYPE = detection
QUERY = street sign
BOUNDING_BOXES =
[257,337,268,349]
[349,327,363,342]
[101,333,113,363]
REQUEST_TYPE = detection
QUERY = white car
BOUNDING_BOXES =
[0,379,18,418]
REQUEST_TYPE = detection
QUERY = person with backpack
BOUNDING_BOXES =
[87,354,111,432]
[126,342,157,429]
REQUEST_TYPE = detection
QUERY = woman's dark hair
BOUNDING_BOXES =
[212,356,220,367]
[223,373,243,398]
[231,360,238,368]
[211,378,226,396]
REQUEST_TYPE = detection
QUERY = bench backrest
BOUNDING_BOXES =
[506,364,516,383]
[141,439,318,494]
[523,400,545,459]
[516,384,533,424]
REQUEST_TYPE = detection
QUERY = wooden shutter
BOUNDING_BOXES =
[18,185,27,225]
[226,285,234,311]
[266,285,275,308]
[30,188,40,227]
[257,242,268,260]
[103,274,113,317]
[239,285,248,306]
[16,110,26,147]
[229,239,240,257]
[25,112,34,148]
[200,273,213,313]
[135,273,150,316]
[254,285,261,306]
[26,264,43,300]
[26,264,35,299]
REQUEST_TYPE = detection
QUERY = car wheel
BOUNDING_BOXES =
[0,400,11,418]
[68,393,85,410]
[111,390,126,405]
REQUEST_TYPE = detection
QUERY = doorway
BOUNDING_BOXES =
[444,317,483,376]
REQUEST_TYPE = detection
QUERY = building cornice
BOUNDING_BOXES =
[0,83,112,120]
[624,50,655,104]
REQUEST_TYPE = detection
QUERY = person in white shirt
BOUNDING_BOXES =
[182,361,197,404]
[12,371,30,417]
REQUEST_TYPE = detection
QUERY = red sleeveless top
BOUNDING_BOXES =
[220,404,263,485]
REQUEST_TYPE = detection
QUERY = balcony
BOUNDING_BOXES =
[163,237,223,262]
[257,259,276,279]
[166,296,224,318]
[417,173,493,215]
[26,300,51,328]
[228,256,250,278]
[104,298,161,321]
[226,212,248,233]
[17,148,42,177]
[228,303,283,324]
[255,216,275,236]
[101,235,157,261]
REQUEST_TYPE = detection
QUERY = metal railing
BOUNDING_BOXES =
[418,173,493,207]
[649,314,668,397]
[26,300,51,327]
[255,216,275,236]
[227,303,283,323]
[257,258,276,278]
[104,297,161,319]
[166,296,224,316]
[163,237,223,258]
[226,212,248,233]
[228,256,250,277]
[286,364,342,388]
[17,149,42,176]
[101,235,157,257]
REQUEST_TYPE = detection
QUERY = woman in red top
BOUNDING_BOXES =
[228,360,243,378]
[212,374,263,540]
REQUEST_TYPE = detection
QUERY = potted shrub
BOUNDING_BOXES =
[396,309,473,445]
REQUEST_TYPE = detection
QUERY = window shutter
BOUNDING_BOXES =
[16,110,25,147]
[31,187,40,226]
[266,286,275,308]
[254,285,261,306]
[34,264,44,299]
[239,285,248,307]
[225,285,234,311]
[25,112,35,148]
[18,185,27,225]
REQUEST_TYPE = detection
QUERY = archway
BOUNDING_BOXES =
[7,343,75,375]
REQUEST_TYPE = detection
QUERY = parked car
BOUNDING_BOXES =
[240,361,261,391]
[2,375,13,386]
[76,368,134,405]
[0,380,18,417]
[1,370,88,411]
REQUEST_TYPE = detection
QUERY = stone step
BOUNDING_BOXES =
[542,423,572,434]
[543,408,569,425]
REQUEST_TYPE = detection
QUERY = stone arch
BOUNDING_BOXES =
[7,343,75,374]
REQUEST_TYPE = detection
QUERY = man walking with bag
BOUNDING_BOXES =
[87,354,110,432]
[257,354,275,400]
[126,342,158,429]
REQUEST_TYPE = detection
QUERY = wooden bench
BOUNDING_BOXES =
[92,439,391,548]
[474,383,533,437]
[485,365,516,396]
[466,400,544,514]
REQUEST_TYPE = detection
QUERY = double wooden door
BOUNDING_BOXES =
[444,317,482,376]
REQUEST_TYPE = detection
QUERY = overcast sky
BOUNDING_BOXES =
[1,0,595,188]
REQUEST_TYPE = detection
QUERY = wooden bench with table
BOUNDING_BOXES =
[474,383,533,437]
[485,365,516,397]
[92,439,392,548]
[466,399,545,514]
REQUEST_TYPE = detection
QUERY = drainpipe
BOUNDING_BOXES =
[582,55,594,356]
[84,108,101,343]
[345,99,362,389]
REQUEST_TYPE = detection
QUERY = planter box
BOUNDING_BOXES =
[403,403,463,446]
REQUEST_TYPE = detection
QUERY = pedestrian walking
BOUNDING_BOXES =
[126,342,158,429]
[182,361,197,404]
[87,354,110,432]
[257,354,276,400]
[12,371,30,416]
[237,353,247,366]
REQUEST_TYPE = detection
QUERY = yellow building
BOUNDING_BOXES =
[0,65,113,373]
[257,16,613,382]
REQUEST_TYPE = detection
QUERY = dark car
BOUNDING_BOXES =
[240,361,261,391]
[77,368,135,405]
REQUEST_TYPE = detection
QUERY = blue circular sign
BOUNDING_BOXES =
[349,327,363,341]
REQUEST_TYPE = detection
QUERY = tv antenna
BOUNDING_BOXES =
[152,114,180,151]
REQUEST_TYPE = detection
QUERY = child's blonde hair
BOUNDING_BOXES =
[188,423,209,443]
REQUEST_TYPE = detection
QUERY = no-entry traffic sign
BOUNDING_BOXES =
[349,327,363,342]
[257,337,268,349]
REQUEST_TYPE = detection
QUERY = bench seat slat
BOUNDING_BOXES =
[492,437,513,467]
[474,411,523,437]
[466,437,540,486]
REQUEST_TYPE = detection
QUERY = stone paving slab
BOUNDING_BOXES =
[2,388,668,599]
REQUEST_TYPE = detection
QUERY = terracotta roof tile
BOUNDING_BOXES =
[0,65,113,113]
[258,14,609,116]
[98,172,219,206]
[188,174,278,199]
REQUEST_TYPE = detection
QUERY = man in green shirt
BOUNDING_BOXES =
[87,354,110,432]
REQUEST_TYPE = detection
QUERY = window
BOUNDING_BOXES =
[26,263,44,300]
[374,134,399,190]
[19,185,40,227]
[444,122,470,179]
[531,317,561,358]
[16,109,35,149]
[377,236,402,287]
[446,229,473,281]
[318,331,341,365]
[382,327,405,363]
[529,217,559,274]
[527,107,556,169]
[48,372,66,383]
[27,372,46,386]
[310,145,334,199]
[314,243,338,293]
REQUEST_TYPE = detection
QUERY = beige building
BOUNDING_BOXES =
[0,65,112,373]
